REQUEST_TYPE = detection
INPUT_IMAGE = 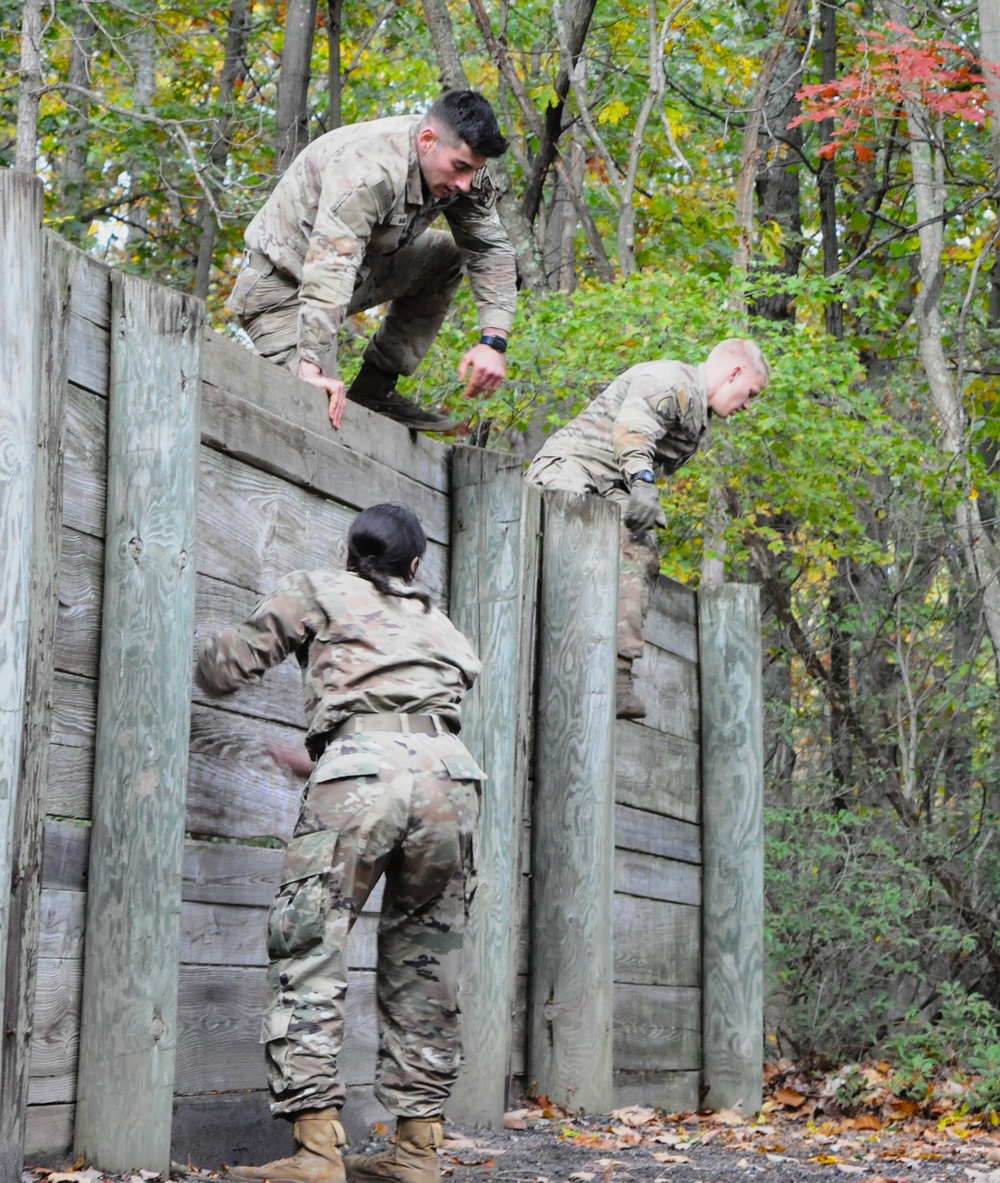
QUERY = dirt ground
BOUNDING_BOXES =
[26,1104,1000,1183]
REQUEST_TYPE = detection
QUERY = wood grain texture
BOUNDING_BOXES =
[24,1102,74,1162]
[643,577,698,663]
[613,983,701,1071]
[1,234,75,1177]
[614,720,700,823]
[612,1070,700,1113]
[74,274,203,1173]
[201,330,449,494]
[614,851,701,907]
[201,382,448,543]
[67,312,110,398]
[615,805,700,865]
[448,448,531,1127]
[698,585,764,1113]
[631,646,699,740]
[613,896,700,987]
[60,386,108,538]
[196,446,447,606]
[529,491,618,1113]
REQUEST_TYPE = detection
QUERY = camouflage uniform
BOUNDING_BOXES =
[524,359,710,660]
[226,114,517,381]
[195,570,484,1120]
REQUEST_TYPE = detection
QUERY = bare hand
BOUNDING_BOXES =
[458,342,506,399]
[269,743,315,778]
[298,360,346,429]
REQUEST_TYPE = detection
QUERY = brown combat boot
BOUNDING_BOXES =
[616,656,647,720]
[346,361,455,433]
[228,1108,346,1183]
[343,1117,443,1183]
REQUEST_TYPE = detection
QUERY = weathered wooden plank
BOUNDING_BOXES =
[201,330,449,494]
[197,446,447,605]
[201,382,449,543]
[529,491,618,1114]
[632,647,699,741]
[182,839,284,908]
[55,527,103,680]
[615,804,700,865]
[40,822,89,893]
[613,983,701,1072]
[26,959,80,1105]
[613,896,700,988]
[24,1102,74,1162]
[37,891,87,961]
[448,449,534,1128]
[3,236,74,1152]
[67,312,110,397]
[171,1083,391,1167]
[173,966,379,1094]
[187,705,305,842]
[643,576,698,663]
[614,720,700,824]
[66,242,112,329]
[75,274,203,1173]
[611,1070,700,1115]
[614,851,701,908]
[60,385,107,539]
[699,585,763,1113]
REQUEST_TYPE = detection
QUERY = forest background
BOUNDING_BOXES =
[5,0,1000,1117]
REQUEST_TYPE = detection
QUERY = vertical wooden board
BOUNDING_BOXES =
[2,234,75,1172]
[529,491,617,1114]
[0,169,44,1183]
[55,527,104,679]
[698,585,764,1113]
[60,386,108,538]
[447,449,530,1127]
[74,274,203,1173]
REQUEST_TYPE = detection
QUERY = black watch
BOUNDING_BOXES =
[479,334,508,354]
[633,470,656,484]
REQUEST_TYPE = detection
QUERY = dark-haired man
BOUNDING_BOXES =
[228,91,517,432]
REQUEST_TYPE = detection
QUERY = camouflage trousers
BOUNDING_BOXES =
[524,455,660,661]
[228,229,464,378]
[262,727,482,1120]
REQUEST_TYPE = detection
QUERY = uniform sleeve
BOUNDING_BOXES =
[611,374,686,481]
[443,172,517,335]
[195,571,324,697]
[298,175,386,376]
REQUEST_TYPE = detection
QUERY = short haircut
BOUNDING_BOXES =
[427,90,508,158]
[710,337,770,385]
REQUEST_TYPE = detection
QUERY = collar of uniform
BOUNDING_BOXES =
[406,123,425,207]
[696,362,711,421]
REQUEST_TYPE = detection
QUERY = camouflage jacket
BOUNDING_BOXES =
[195,570,481,750]
[526,359,710,495]
[242,114,517,375]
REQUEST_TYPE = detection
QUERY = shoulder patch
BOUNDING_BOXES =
[654,384,688,421]
[366,176,393,221]
[472,166,497,209]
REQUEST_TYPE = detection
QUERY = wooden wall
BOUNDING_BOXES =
[13,228,760,1168]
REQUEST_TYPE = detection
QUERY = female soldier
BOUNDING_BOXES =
[195,503,483,1183]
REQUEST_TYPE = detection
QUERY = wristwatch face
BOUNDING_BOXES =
[635,470,655,483]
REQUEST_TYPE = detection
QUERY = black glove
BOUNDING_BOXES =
[623,480,660,532]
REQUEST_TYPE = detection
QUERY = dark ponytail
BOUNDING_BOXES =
[346,503,432,612]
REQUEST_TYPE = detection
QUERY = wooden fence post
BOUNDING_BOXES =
[529,491,617,1114]
[74,274,203,1172]
[447,447,539,1127]
[0,171,44,1183]
[0,234,76,1181]
[698,584,764,1113]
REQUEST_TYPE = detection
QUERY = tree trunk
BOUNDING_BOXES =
[15,0,44,172]
[276,0,318,174]
[193,0,252,299]
[423,0,549,290]
[520,0,597,225]
[327,0,344,130]
[749,22,804,321]
[818,0,843,337]
[61,15,96,242]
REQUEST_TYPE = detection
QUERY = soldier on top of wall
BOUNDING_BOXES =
[196,503,485,1183]
[227,90,517,433]
[525,337,769,720]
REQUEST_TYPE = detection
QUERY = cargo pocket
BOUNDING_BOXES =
[267,828,341,960]
[439,752,485,919]
[312,750,382,784]
[440,752,487,784]
[260,1005,293,1046]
